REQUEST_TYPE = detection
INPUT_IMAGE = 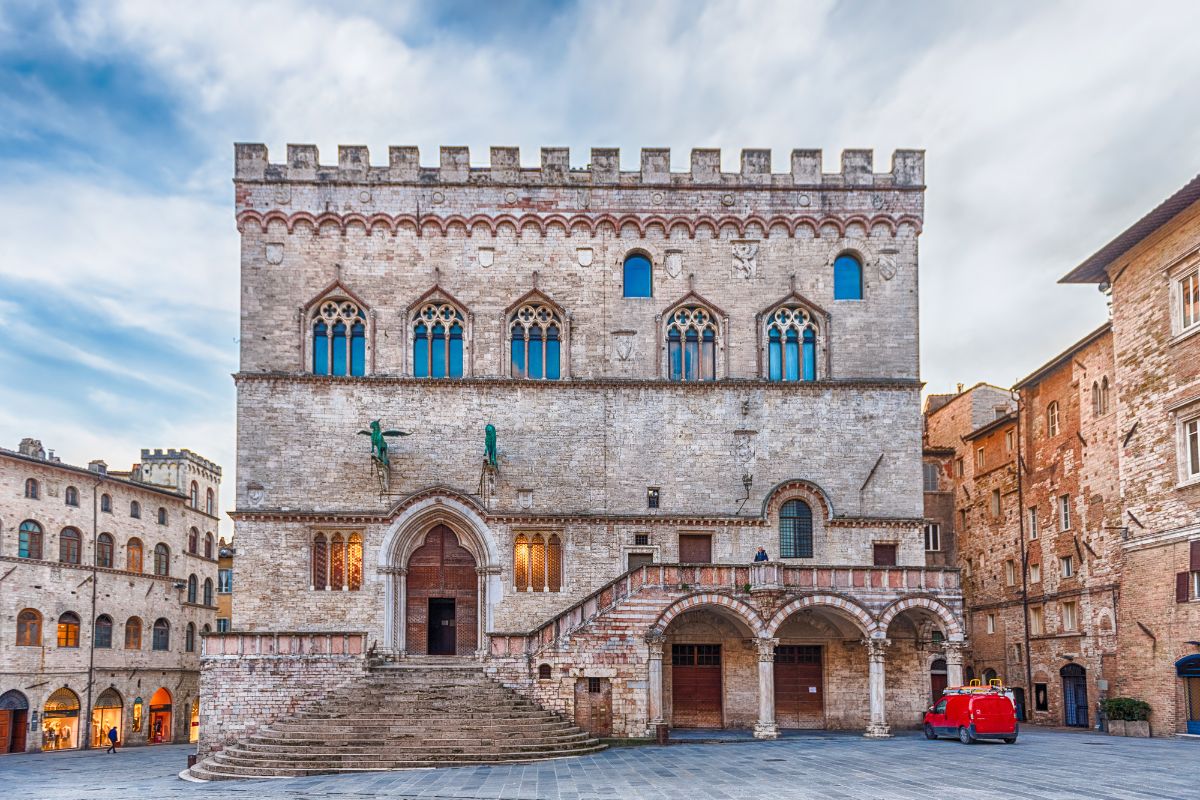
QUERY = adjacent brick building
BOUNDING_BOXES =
[1,440,222,752]
[198,142,967,763]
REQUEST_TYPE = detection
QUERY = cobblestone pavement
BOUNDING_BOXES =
[0,729,1194,800]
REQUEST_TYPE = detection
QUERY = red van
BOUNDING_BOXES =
[924,689,1018,744]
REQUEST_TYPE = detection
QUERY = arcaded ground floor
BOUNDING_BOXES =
[2,730,1196,799]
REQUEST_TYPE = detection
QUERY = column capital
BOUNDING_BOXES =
[379,565,407,576]
[754,636,779,662]
[862,637,891,661]
[645,631,667,657]
[942,640,967,661]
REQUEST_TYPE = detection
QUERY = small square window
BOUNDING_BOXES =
[923,523,941,552]
[647,488,660,509]
[634,533,649,546]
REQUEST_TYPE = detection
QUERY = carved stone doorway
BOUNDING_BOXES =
[406,525,477,656]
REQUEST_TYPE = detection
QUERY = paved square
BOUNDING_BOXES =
[0,730,1194,799]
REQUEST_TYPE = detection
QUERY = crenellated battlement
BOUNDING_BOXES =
[234,144,924,189]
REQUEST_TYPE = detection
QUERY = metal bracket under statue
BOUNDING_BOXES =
[478,423,500,501]
[358,420,411,495]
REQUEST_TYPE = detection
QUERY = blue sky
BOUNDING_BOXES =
[2,0,1200,525]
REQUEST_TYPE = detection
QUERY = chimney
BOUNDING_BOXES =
[956,383,964,394]
[88,460,108,475]
[18,438,45,459]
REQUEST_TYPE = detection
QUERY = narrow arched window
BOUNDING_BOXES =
[16,609,41,646]
[125,617,142,649]
[153,543,170,576]
[188,528,198,554]
[1100,377,1110,415]
[206,488,214,516]
[312,299,368,376]
[190,481,199,509]
[833,254,863,300]
[57,612,80,648]
[96,533,114,568]
[330,532,345,590]
[1091,381,1101,416]
[204,532,214,559]
[203,578,213,607]
[65,486,79,507]
[312,533,328,590]
[623,253,652,298]
[127,538,143,572]
[513,532,563,592]
[18,520,43,559]
[152,618,170,651]
[538,663,552,679]
[510,303,563,380]
[157,507,167,525]
[130,500,141,519]
[187,574,197,604]
[59,528,81,564]
[185,622,196,653]
[412,302,465,378]
[780,500,814,558]
[666,306,717,381]
[95,615,113,648]
[100,493,111,513]
[24,478,39,499]
[347,533,363,591]
[1047,401,1060,437]
[766,306,819,382]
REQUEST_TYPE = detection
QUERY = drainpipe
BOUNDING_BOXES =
[1013,389,1034,716]
[84,473,102,749]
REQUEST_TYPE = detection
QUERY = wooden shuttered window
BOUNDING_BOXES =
[1191,540,1200,571]
[1179,571,1191,604]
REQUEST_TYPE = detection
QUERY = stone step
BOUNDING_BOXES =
[211,746,603,770]
[239,731,593,751]
[225,739,598,760]
[255,722,577,741]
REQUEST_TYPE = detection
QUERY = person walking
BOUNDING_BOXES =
[753,546,769,562]
[106,726,118,753]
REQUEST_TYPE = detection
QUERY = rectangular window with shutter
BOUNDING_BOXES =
[923,463,940,492]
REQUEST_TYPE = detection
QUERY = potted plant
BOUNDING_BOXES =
[1101,698,1151,736]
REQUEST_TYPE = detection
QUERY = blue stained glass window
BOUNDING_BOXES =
[768,328,782,381]
[668,328,682,380]
[413,323,429,377]
[431,324,446,378]
[684,329,699,381]
[546,326,560,380]
[623,254,652,298]
[350,321,365,376]
[448,323,463,378]
[528,325,543,380]
[331,322,347,375]
[510,324,526,378]
[833,254,863,300]
[802,328,816,381]
[312,321,328,375]
[785,328,800,382]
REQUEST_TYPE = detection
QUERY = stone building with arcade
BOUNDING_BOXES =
[197,141,965,771]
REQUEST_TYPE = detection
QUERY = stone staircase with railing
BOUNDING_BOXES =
[186,658,604,780]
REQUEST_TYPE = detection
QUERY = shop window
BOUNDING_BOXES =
[125,617,142,649]
[780,500,814,558]
[59,528,81,564]
[96,533,114,568]
[16,609,41,646]
[127,538,143,572]
[19,520,43,559]
[95,615,113,649]
[514,532,563,592]
[24,478,39,499]
[57,612,80,648]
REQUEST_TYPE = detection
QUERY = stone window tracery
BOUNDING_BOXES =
[312,298,367,377]
[510,303,563,380]
[513,532,563,592]
[311,531,363,591]
[766,305,819,382]
[412,302,465,378]
[666,305,718,382]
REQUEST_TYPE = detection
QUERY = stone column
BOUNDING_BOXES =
[646,633,666,731]
[944,641,965,688]
[754,637,779,739]
[864,638,891,738]
[397,570,407,654]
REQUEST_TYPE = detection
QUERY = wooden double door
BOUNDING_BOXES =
[671,644,722,727]
[775,645,824,728]
[406,525,478,656]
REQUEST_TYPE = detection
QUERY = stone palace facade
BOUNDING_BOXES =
[202,142,964,757]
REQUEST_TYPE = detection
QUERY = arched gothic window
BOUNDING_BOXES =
[311,531,363,591]
[1047,401,1060,437]
[187,574,197,604]
[57,612,80,648]
[513,532,563,592]
[152,618,170,651]
[1100,377,1110,415]
[623,253,652,298]
[125,617,142,649]
[130,500,141,519]
[157,507,167,525]
[510,303,563,380]
[100,493,112,513]
[766,306,819,382]
[127,538,143,572]
[1091,381,1101,416]
[204,532,214,559]
[312,298,367,376]
[203,578,214,607]
[666,306,718,382]
[95,615,113,648]
[24,478,39,499]
[153,543,170,576]
[19,520,43,559]
[779,500,814,558]
[833,253,863,300]
[59,528,81,564]
[412,302,465,378]
[96,533,114,568]
[17,609,41,646]
[190,481,199,509]
[205,488,214,516]
[65,486,79,507]
[185,622,196,653]
[188,528,198,554]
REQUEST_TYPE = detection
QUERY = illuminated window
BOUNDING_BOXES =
[513,532,563,592]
